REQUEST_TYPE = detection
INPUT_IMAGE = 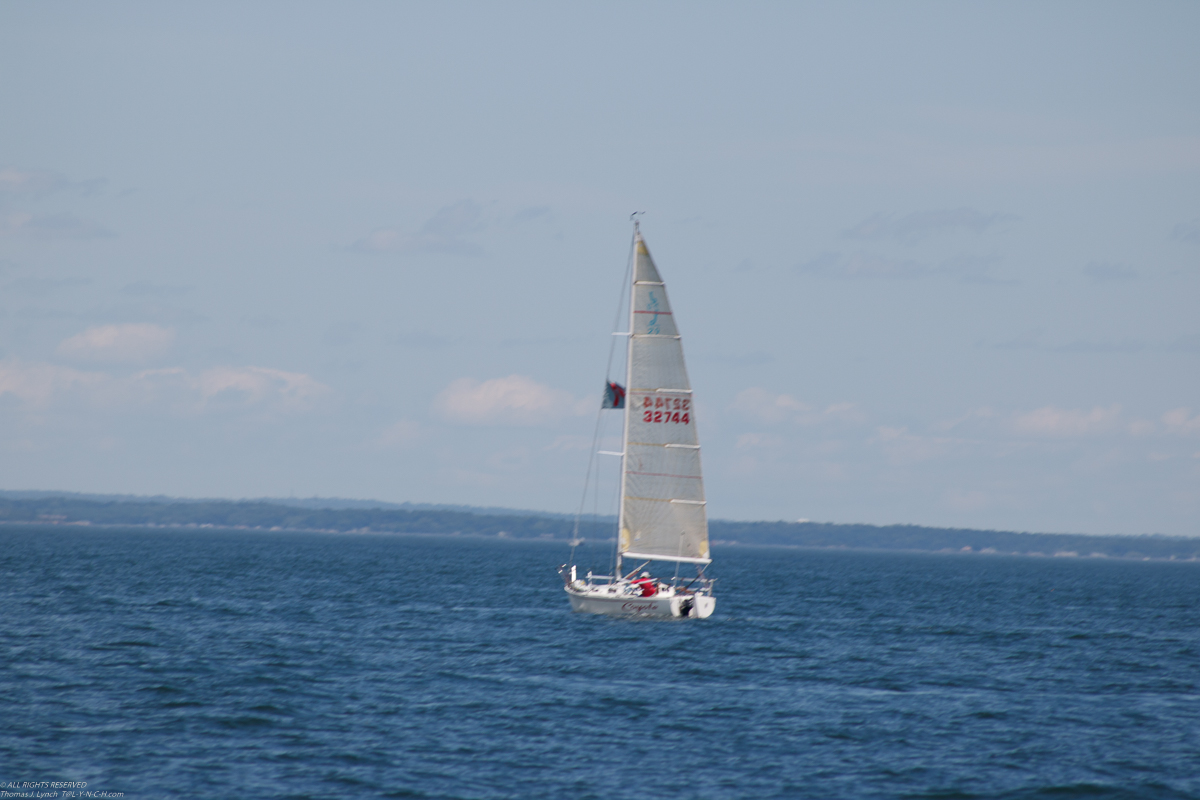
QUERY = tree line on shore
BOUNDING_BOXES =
[1,494,1196,560]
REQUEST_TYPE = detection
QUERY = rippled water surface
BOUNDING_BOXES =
[2,526,1198,799]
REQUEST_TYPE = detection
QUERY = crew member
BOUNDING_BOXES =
[632,571,657,597]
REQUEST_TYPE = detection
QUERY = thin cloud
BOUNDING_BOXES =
[322,322,360,348]
[131,366,330,413]
[931,407,998,433]
[393,330,455,349]
[1162,408,1200,435]
[58,324,176,364]
[352,228,404,253]
[798,251,928,279]
[0,167,106,199]
[189,366,329,411]
[942,403,1200,442]
[1170,219,1200,244]
[435,374,588,426]
[0,359,328,414]
[797,251,1001,281]
[702,350,774,367]
[1083,262,1138,283]
[735,432,782,449]
[872,425,965,465]
[0,360,107,405]
[5,276,90,297]
[844,207,1018,243]
[731,387,862,426]
[409,200,485,254]
[984,332,1200,355]
[513,206,551,223]
[352,200,485,255]
[0,168,69,198]
[1,211,114,241]
[122,280,190,297]
[943,489,992,512]
[732,387,808,423]
[1013,405,1121,436]
[376,419,423,449]
[0,168,111,243]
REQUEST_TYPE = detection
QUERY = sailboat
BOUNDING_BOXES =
[560,220,716,619]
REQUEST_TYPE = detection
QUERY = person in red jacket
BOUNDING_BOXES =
[632,571,657,597]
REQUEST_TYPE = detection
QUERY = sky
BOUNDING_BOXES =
[1,2,1197,536]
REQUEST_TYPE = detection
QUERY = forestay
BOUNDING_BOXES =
[618,235,710,565]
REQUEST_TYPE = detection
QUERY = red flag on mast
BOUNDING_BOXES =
[602,381,625,409]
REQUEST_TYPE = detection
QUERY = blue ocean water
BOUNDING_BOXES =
[1,527,1198,799]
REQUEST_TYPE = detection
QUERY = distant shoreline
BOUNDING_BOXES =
[3,521,1198,563]
[2,491,1197,563]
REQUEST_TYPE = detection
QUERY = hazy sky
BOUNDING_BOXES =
[2,3,1198,535]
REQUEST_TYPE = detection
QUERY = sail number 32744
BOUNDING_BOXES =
[641,395,691,425]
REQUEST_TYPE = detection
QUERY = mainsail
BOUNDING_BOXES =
[617,233,710,565]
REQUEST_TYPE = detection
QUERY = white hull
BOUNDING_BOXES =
[565,585,715,619]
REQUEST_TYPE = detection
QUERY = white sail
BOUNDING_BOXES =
[618,234,710,564]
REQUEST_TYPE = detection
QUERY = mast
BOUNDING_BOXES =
[615,217,638,579]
